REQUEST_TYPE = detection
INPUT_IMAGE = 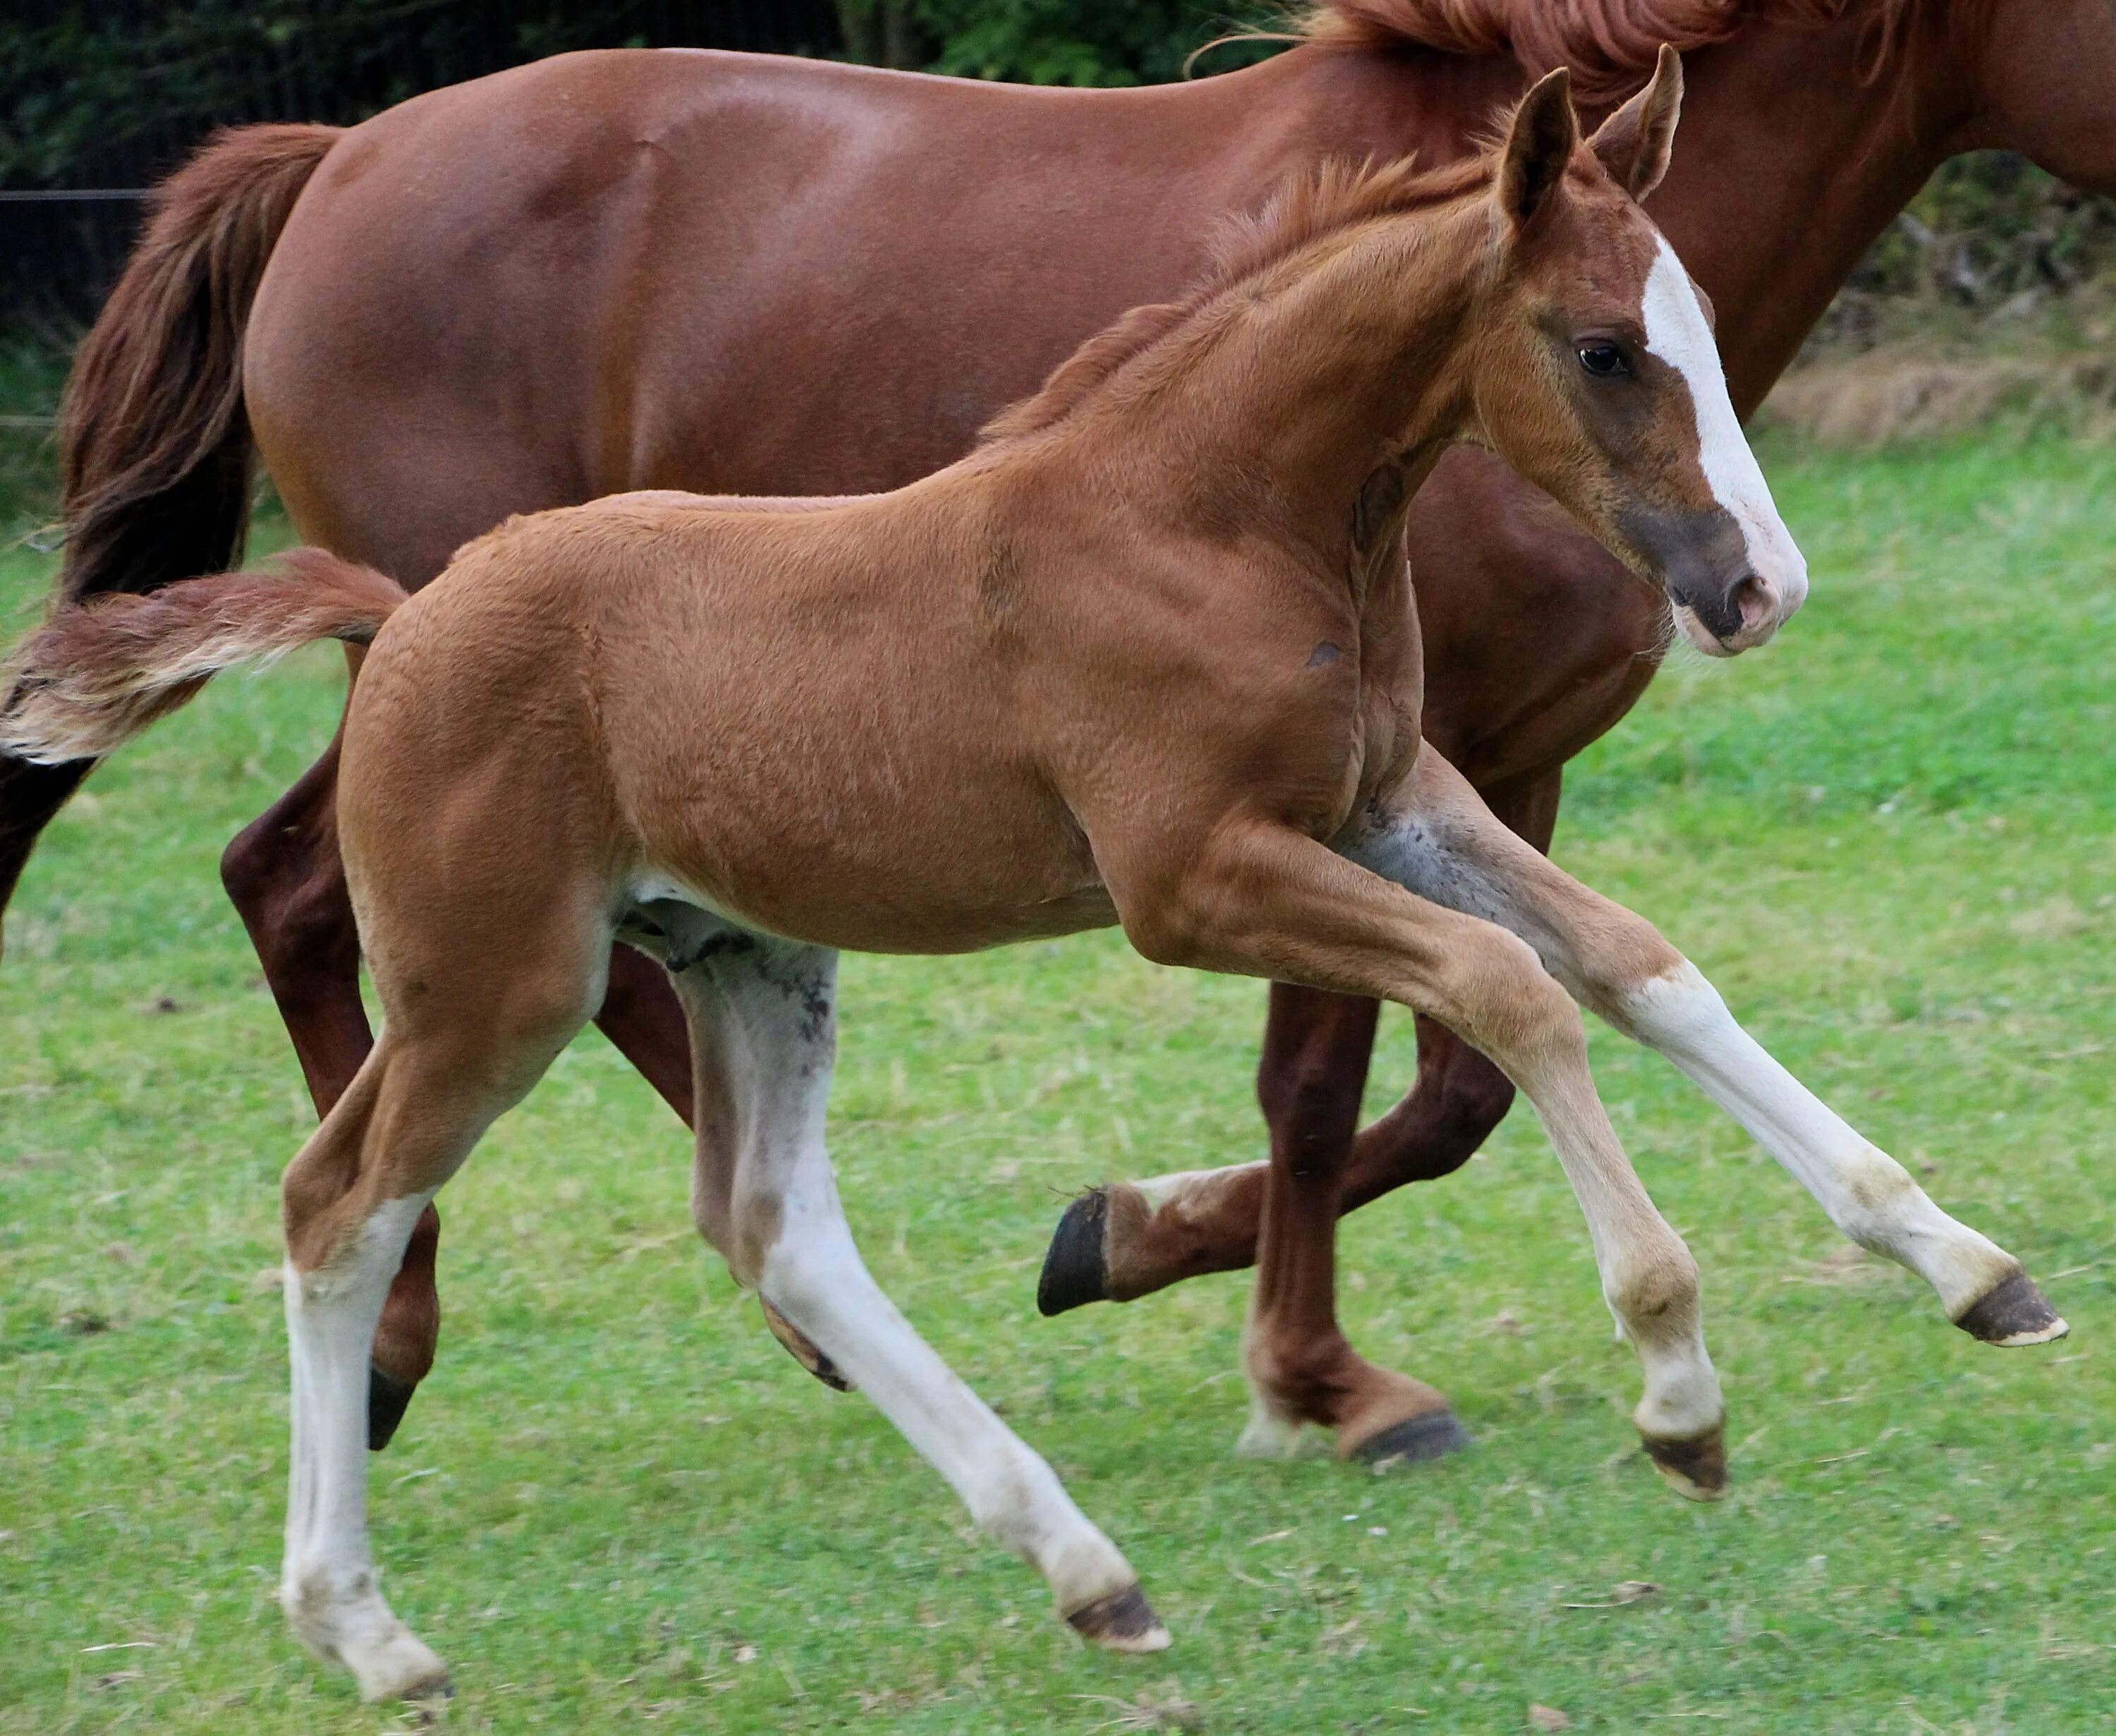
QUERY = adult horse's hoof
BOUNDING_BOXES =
[1348,1409,1472,1469]
[760,1297,854,1391]
[1064,1583,1172,1653]
[367,1364,418,1452]
[1953,1271,2069,1347]
[1038,1189,1110,1316]
[1643,1426,1727,1502]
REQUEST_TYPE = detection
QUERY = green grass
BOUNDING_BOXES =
[3,432,2112,1734]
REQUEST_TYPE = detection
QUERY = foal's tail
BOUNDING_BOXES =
[0,552,405,765]
[0,123,339,926]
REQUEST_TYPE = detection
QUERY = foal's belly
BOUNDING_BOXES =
[628,863,1120,959]
[624,750,1122,957]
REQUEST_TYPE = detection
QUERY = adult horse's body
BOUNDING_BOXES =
[6,0,2111,1443]
[13,80,2046,1697]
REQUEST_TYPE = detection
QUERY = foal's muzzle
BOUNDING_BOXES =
[1627,504,1809,658]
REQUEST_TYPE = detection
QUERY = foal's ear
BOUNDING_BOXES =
[1588,43,1684,202]
[1497,67,1579,231]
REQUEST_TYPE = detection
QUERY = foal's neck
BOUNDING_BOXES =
[1105,205,1491,574]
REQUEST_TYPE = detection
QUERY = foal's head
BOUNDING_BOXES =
[1469,49,1806,656]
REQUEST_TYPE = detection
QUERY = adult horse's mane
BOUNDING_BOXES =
[1300,0,1944,102]
[981,150,1494,444]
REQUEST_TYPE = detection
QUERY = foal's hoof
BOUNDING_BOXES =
[1348,1409,1473,1469]
[1643,1426,1727,1503]
[760,1297,853,1391]
[1065,1583,1172,1653]
[1038,1189,1111,1316]
[367,1364,419,1452]
[349,1635,451,1706]
[1953,1271,2069,1348]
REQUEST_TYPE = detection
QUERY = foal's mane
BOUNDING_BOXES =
[1301,0,1964,103]
[980,151,1494,445]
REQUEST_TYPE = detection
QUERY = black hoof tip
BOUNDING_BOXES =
[760,1297,855,1392]
[1954,1271,2069,1347]
[1643,1428,1727,1502]
[1038,1189,1110,1318]
[1351,1409,1473,1468]
[1064,1582,1171,1653]
[367,1363,418,1452]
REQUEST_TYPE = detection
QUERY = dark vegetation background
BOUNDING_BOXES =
[0,0,2111,497]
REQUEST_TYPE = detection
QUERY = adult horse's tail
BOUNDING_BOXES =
[0,122,340,946]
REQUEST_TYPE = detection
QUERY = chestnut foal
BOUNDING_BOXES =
[1,69,2045,1696]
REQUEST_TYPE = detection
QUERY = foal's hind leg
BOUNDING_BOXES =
[278,916,602,1699]
[221,722,447,1450]
[671,931,1166,1651]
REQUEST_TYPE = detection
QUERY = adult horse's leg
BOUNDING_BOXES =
[671,932,1165,1651]
[221,727,372,1112]
[1235,985,1468,1467]
[1039,768,1559,1314]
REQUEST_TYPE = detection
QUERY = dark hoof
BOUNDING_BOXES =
[1037,1189,1110,1317]
[1350,1409,1473,1469]
[367,1364,418,1452]
[760,1297,853,1392]
[1954,1272,2069,1347]
[1064,1582,1171,1653]
[1643,1428,1727,1502]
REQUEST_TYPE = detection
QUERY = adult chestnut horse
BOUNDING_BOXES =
[9,78,2010,1694]
[5,0,2108,1449]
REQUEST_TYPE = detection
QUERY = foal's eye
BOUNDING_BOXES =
[1577,341,1632,380]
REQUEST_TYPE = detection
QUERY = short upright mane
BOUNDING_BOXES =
[1303,0,1927,104]
[980,150,1492,445]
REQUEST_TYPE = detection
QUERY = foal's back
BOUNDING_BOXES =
[343,480,1119,955]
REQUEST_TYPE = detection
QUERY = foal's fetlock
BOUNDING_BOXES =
[281,1570,449,1703]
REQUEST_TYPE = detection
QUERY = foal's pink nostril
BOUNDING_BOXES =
[1733,573,1777,640]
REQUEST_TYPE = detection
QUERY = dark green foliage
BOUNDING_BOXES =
[0,2,842,188]
[910,0,1279,86]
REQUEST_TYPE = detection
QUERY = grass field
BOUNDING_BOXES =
[3,431,2112,1734]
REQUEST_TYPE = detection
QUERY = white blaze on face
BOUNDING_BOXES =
[1639,236,1809,647]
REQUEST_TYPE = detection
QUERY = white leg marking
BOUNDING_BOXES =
[1620,966,2024,1318]
[282,1193,449,1703]
[1351,766,2033,1326]
[678,937,1156,1638]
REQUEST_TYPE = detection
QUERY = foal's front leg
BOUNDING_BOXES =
[670,933,1167,1650]
[1112,825,1727,1494]
[1356,748,2068,1347]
